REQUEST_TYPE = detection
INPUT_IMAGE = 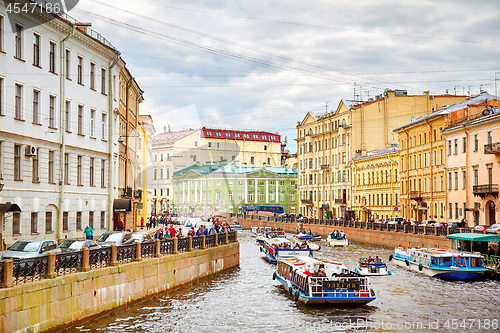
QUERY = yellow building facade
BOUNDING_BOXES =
[137,115,155,225]
[351,147,400,221]
[296,90,466,219]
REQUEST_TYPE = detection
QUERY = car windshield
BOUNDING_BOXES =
[98,233,123,242]
[59,240,85,249]
[9,241,41,252]
[131,234,143,241]
[490,224,500,228]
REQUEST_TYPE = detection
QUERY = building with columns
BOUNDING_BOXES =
[151,127,283,215]
[350,146,400,221]
[296,90,466,219]
[136,115,155,225]
[172,162,297,216]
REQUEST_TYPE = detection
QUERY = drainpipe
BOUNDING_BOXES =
[57,23,75,242]
[108,52,121,231]
[425,120,434,218]
[463,124,469,226]
[403,129,410,221]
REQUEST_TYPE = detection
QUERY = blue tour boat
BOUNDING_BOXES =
[274,256,376,304]
[390,247,488,281]
[260,238,313,264]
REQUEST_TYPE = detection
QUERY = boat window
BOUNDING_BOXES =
[470,257,482,267]
[431,258,438,267]
[439,257,452,267]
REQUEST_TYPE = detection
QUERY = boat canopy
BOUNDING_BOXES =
[447,233,500,242]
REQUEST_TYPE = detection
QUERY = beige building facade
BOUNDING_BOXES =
[136,115,155,225]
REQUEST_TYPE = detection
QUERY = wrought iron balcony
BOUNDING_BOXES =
[484,142,500,154]
[301,199,313,205]
[473,184,499,199]
[334,198,346,205]
[320,164,330,170]
[409,191,422,201]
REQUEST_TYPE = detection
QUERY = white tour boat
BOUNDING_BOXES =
[355,258,392,276]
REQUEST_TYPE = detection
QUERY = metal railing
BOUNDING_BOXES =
[228,231,236,243]
[177,237,189,252]
[192,236,203,250]
[116,244,136,263]
[141,241,156,259]
[218,232,227,245]
[205,234,216,248]
[160,239,174,255]
[484,142,500,154]
[55,251,82,276]
[12,256,48,285]
[89,247,111,269]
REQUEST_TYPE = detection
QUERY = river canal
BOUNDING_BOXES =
[60,231,499,332]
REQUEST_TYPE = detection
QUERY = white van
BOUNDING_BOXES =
[387,217,404,225]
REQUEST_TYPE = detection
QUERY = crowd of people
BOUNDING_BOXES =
[149,217,233,240]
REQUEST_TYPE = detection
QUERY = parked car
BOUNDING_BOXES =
[96,231,134,246]
[447,222,460,228]
[387,217,404,225]
[434,222,445,227]
[485,223,500,234]
[474,225,490,232]
[131,232,154,243]
[58,239,101,252]
[1,239,61,260]
[420,220,436,226]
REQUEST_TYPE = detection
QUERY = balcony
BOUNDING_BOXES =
[301,199,313,205]
[134,189,142,199]
[484,142,500,154]
[473,184,499,199]
[409,191,422,201]
[320,164,330,170]
[334,198,346,205]
[120,187,133,198]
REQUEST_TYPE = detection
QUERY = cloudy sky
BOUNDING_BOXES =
[73,0,500,152]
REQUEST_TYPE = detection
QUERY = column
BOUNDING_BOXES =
[254,179,258,203]
[275,178,279,203]
[265,180,269,203]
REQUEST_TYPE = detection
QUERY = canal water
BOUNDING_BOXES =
[60,231,499,332]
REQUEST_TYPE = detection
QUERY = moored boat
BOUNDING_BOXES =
[326,234,349,247]
[390,247,488,281]
[274,256,376,304]
[230,223,243,230]
[355,258,391,276]
[260,238,313,264]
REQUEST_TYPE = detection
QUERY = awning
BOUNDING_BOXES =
[447,233,500,242]
[0,203,22,212]
[113,199,131,212]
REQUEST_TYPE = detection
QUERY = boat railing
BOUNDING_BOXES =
[481,254,500,268]
[290,270,309,295]
[308,275,370,298]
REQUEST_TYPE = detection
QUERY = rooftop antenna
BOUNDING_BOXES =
[454,85,459,96]
[164,125,166,133]
[325,101,328,113]
[495,72,500,98]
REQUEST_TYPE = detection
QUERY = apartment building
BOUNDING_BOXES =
[151,127,282,215]
[136,115,155,225]
[394,92,498,224]
[0,2,129,246]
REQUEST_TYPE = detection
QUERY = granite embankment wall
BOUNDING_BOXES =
[0,243,239,333]
[233,217,451,249]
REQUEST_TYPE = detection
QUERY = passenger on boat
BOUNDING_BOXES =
[318,268,327,277]
[367,256,374,263]
[375,256,380,262]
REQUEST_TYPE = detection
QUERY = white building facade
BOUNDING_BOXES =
[0,1,122,247]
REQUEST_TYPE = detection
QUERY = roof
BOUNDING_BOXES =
[447,233,500,242]
[152,129,198,146]
[201,127,280,143]
[350,145,399,162]
[173,163,297,178]
[393,91,499,132]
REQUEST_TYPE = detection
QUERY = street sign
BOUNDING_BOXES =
[309,208,313,212]
[394,207,399,211]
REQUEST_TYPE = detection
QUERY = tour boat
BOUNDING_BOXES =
[260,238,313,264]
[229,223,243,230]
[326,234,349,247]
[355,258,392,276]
[294,232,321,242]
[255,229,286,245]
[274,256,376,304]
[390,247,488,281]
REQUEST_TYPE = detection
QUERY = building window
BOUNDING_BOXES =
[487,131,492,145]
[259,193,264,201]
[15,24,22,59]
[90,109,95,136]
[473,169,478,186]
[0,77,3,116]
[77,105,84,135]
[65,49,70,79]
[440,176,443,192]
[454,171,458,190]
[77,155,83,185]
[101,159,105,187]
[48,151,54,183]
[90,157,94,186]
[64,153,69,184]
[31,212,38,234]
[89,211,94,229]
[76,212,82,230]
[77,56,83,84]
[15,84,22,119]
[63,212,68,231]
[251,156,255,164]
[462,137,466,153]
[32,147,39,182]
[462,170,466,189]
[0,15,3,52]
[280,193,285,201]
[153,169,157,180]
[65,101,71,132]
[14,144,22,180]
[49,95,56,128]
[249,192,254,201]
[447,140,451,155]
[448,173,452,190]
[474,135,478,151]
[49,41,56,73]
[101,113,107,139]
[13,212,20,235]
[45,211,52,232]
[101,68,106,94]
[454,139,458,154]
[33,33,40,66]
[90,63,95,89]
[32,90,40,124]
[100,211,105,229]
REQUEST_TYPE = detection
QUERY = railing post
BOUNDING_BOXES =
[46,252,56,278]
[135,241,142,261]
[403,224,407,233]
[155,239,161,257]
[110,244,118,265]
[202,235,206,249]
[386,223,390,231]
[225,232,229,244]
[412,225,417,234]
[82,247,90,272]
[372,222,376,230]
[234,230,238,242]
[215,233,219,246]
[188,236,193,251]
[395,224,398,232]
[423,225,427,235]
[447,227,451,235]
[434,226,438,236]
[1,260,14,288]
[173,237,179,254]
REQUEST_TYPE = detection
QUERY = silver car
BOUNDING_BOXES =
[485,223,500,234]
[1,239,61,260]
